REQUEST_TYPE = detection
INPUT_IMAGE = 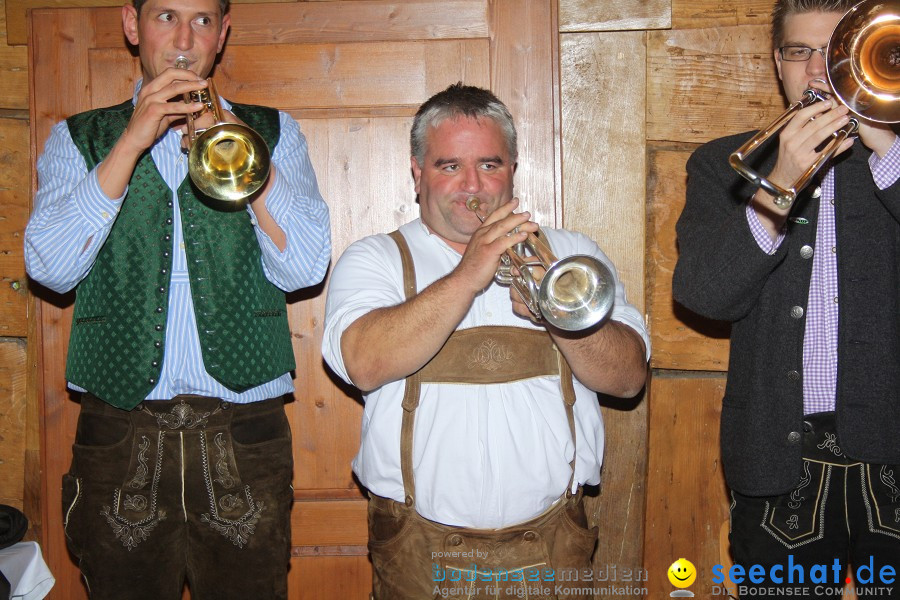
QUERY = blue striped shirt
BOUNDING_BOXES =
[25,82,331,403]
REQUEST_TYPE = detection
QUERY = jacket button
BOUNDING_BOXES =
[787,370,800,381]
[800,245,813,259]
[790,306,804,319]
[788,431,801,444]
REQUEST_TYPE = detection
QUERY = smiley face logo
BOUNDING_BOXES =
[667,558,697,588]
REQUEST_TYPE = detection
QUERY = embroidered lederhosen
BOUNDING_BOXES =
[366,231,598,600]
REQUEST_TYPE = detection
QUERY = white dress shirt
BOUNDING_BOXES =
[322,218,649,529]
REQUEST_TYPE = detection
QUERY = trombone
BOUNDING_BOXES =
[175,56,271,202]
[466,197,615,332]
[730,0,900,208]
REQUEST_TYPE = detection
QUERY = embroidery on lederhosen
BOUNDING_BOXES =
[862,464,900,537]
[100,431,167,550]
[199,429,264,548]
[763,462,829,548]
[467,338,514,372]
[817,432,843,457]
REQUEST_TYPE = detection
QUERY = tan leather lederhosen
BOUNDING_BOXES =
[366,231,598,600]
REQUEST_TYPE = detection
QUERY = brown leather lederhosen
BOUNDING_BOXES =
[366,231,599,600]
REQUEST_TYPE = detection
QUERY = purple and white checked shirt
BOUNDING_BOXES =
[746,138,900,414]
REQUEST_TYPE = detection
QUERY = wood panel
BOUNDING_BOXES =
[644,373,730,599]
[0,338,26,509]
[647,24,784,144]
[291,500,368,546]
[671,0,770,29]
[291,555,372,600]
[647,142,730,371]
[560,0,670,32]
[560,31,649,586]
[0,0,27,109]
[0,117,28,336]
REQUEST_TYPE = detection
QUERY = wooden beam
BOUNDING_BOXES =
[0,116,28,337]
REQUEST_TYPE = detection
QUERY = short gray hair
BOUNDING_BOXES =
[410,83,518,166]
[771,0,856,48]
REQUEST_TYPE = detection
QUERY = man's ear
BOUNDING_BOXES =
[774,47,784,83]
[411,156,422,195]
[512,161,518,175]
[123,4,140,46]
[217,12,231,54]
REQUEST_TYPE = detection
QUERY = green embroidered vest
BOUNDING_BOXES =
[65,100,295,409]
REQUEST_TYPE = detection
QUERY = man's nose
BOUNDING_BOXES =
[806,48,827,75]
[461,166,482,193]
[174,22,194,50]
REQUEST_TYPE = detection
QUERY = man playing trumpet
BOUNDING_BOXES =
[674,0,900,595]
[24,0,330,597]
[322,83,648,599]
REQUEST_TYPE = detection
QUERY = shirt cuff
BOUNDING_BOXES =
[73,167,125,230]
[248,168,291,257]
[745,202,785,255]
[869,135,900,190]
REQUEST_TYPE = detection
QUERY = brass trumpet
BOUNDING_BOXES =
[730,0,900,208]
[466,196,615,331]
[176,56,271,202]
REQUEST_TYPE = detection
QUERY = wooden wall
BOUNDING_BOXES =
[2,0,792,598]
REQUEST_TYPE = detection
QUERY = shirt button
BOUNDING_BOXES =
[101,211,110,219]
[787,370,801,381]
[830,198,835,205]
[790,306,805,319]
[787,431,801,444]
[800,245,814,259]
[833,297,839,303]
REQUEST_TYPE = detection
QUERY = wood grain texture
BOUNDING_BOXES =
[0,0,28,109]
[560,32,649,590]
[291,555,372,600]
[560,0,670,32]
[644,373,730,599]
[672,0,771,29]
[0,338,26,509]
[647,24,785,144]
[647,142,730,371]
[292,500,368,547]
[0,117,28,336]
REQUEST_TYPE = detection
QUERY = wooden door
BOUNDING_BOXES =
[28,1,561,598]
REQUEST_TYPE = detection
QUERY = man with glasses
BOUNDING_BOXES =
[674,0,900,596]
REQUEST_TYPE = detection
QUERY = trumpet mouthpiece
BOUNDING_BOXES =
[174,56,190,69]
[465,196,481,211]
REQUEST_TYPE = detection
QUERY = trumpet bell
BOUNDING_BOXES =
[538,255,615,332]
[188,123,271,202]
[828,0,900,123]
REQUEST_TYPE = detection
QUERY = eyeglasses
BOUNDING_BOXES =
[779,45,827,62]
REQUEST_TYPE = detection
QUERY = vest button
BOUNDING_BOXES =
[787,370,800,381]
[163,234,171,242]
[148,378,156,385]
[152,361,159,367]
[154,341,162,348]
[800,245,813,259]
[155,325,163,331]
[158,286,165,294]
[790,306,804,319]
[787,431,801,444]
[165,218,173,225]
[155,307,163,313]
